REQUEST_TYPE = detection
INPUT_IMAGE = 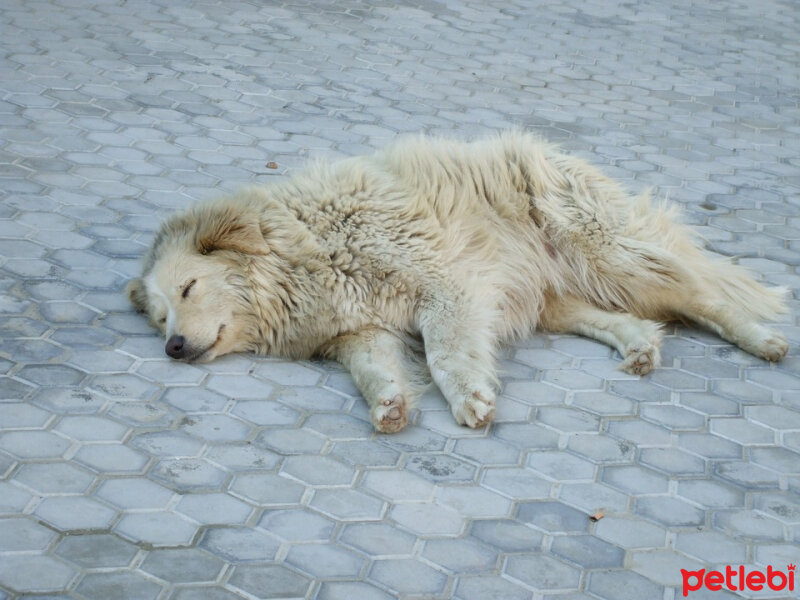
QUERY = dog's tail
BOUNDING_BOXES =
[606,195,789,323]
[693,256,789,321]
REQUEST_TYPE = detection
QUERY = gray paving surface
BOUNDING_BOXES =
[1,0,799,598]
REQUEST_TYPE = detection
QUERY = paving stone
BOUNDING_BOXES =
[115,511,198,547]
[282,454,356,486]
[674,529,748,564]
[340,521,416,557]
[567,433,635,464]
[639,447,707,476]
[452,437,521,465]
[588,569,664,600]
[286,542,366,579]
[139,548,225,583]
[454,575,532,600]
[0,481,33,515]
[54,534,139,569]
[537,406,601,432]
[176,492,253,525]
[150,457,227,491]
[559,481,630,513]
[628,548,706,587]
[229,472,306,506]
[677,478,745,508]
[714,510,786,541]
[0,555,76,594]
[369,558,448,596]
[505,553,581,592]
[637,495,707,527]
[551,534,625,569]
[35,496,117,531]
[754,492,800,524]
[169,587,245,600]
[311,488,386,521]
[390,501,465,536]
[13,462,95,495]
[203,443,281,472]
[74,571,162,600]
[0,402,53,428]
[227,564,312,599]
[254,361,323,386]
[517,501,590,534]
[253,427,326,455]
[0,517,57,552]
[131,431,205,457]
[201,526,280,562]
[230,399,302,426]
[259,508,335,542]
[423,537,499,573]
[435,484,514,519]
[714,460,783,489]
[303,413,374,440]
[527,450,596,481]
[405,453,477,482]
[710,417,776,444]
[594,515,667,549]
[362,469,435,502]
[481,467,552,499]
[606,419,672,446]
[678,432,742,459]
[602,464,670,495]
[0,430,71,459]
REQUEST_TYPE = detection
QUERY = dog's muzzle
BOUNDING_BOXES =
[165,335,187,359]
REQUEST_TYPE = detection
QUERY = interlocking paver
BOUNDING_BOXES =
[35,496,117,531]
[228,564,312,599]
[54,534,139,569]
[1,0,799,598]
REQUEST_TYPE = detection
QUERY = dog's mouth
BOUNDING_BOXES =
[178,324,226,362]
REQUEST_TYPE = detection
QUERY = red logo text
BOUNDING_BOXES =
[681,564,795,597]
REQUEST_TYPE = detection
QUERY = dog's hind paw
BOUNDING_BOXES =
[753,330,789,362]
[452,390,496,428]
[372,394,408,433]
[620,343,660,376]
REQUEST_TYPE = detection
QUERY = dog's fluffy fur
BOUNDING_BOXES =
[128,132,788,432]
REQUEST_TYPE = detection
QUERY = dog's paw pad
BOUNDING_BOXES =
[453,390,496,428]
[372,394,408,433]
[620,343,660,375]
[755,332,789,362]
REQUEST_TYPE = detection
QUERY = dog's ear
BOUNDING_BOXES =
[126,278,148,313]
[194,207,270,256]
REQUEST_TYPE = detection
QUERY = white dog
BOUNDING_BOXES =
[128,132,788,432]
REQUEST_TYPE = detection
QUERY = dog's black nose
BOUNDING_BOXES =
[165,335,186,359]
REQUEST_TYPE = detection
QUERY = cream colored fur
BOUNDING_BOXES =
[127,132,789,432]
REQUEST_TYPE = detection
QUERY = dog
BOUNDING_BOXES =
[127,132,789,433]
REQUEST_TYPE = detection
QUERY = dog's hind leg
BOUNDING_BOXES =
[417,290,499,428]
[323,328,425,433]
[675,300,788,362]
[540,294,663,375]
[641,253,788,362]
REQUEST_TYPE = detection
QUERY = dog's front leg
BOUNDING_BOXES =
[323,328,415,433]
[417,291,499,428]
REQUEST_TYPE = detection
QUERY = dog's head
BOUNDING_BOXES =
[127,202,269,362]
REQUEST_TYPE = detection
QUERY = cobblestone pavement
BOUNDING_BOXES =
[1,0,799,598]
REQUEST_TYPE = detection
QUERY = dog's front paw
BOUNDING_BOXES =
[451,390,496,428]
[620,343,660,375]
[371,394,408,433]
[753,330,789,362]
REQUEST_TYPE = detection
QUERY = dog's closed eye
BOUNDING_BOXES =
[182,279,197,299]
